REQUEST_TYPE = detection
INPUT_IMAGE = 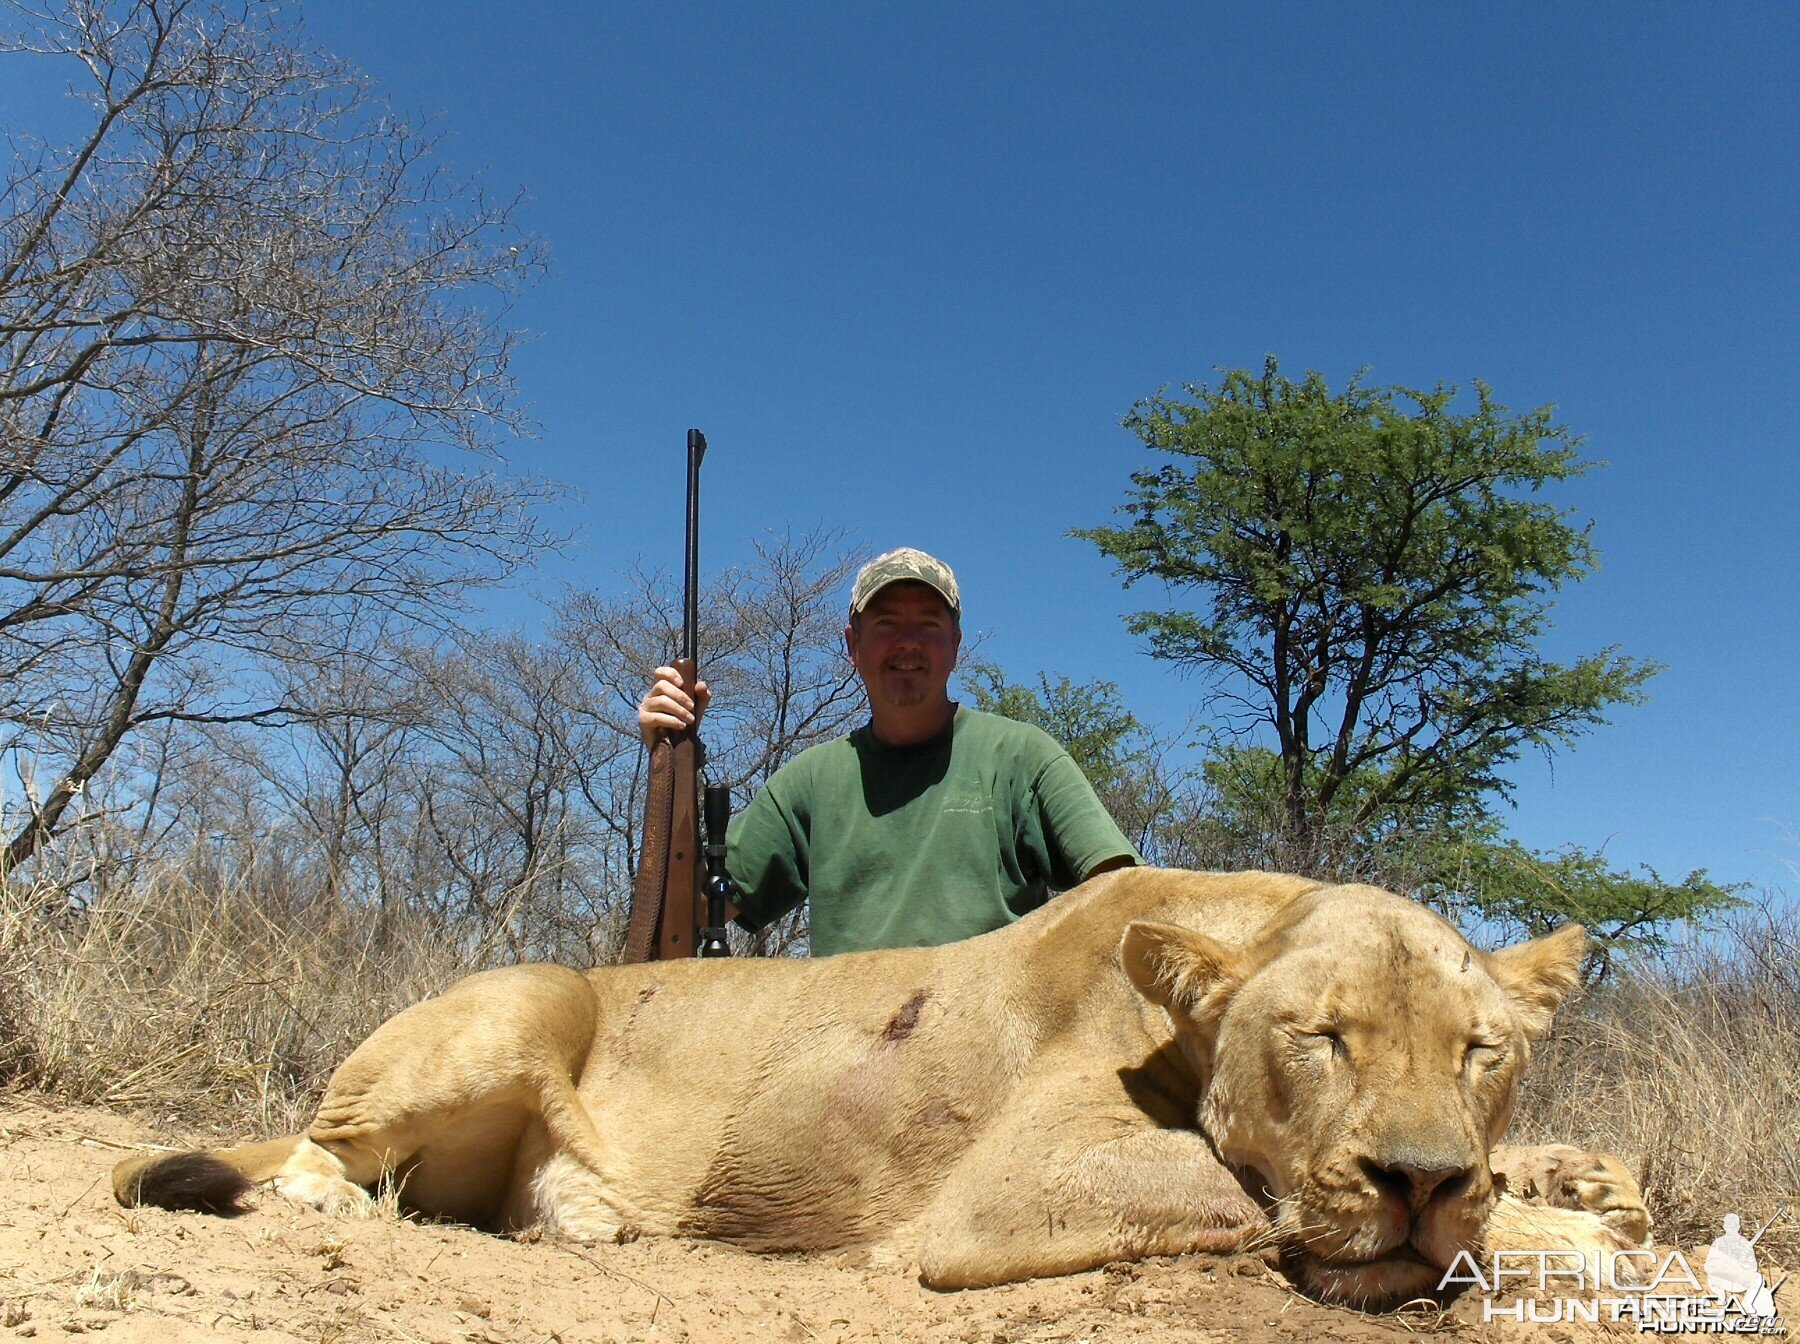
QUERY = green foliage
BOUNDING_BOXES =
[1436,841,1743,978]
[1184,743,1739,972]
[1197,742,1479,846]
[1076,358,1660,847]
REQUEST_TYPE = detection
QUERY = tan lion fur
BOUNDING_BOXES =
[112,868,1650,1305]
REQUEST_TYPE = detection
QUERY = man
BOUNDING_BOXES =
[638,548,1140,955]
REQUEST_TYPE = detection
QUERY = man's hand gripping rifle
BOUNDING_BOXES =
[623,429,737,963]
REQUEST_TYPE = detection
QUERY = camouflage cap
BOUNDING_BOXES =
[849,548,961,617]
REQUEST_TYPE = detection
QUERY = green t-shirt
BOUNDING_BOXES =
[726,707,1141,956]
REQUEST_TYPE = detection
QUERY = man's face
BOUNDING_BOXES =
[845,582,960,713]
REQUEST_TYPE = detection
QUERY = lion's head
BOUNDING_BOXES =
[1121,884,1584,1307]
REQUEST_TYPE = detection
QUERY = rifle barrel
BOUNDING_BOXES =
[683,429,707,662]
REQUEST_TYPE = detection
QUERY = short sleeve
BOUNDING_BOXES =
[1030,752,1142,885]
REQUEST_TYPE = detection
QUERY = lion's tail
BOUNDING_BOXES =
[113,1135,302,1214]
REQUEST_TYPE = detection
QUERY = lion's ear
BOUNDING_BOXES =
[1488,923,1586,1038]
[1120,921,1247,1031]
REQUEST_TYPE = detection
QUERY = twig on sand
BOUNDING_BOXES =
[1388,1297,1459,1334]
[58,1172,104,1218]
[78,1133,177,1153]
[550,1243,677,1310]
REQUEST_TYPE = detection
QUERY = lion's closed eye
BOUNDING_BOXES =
[1289,1025,1349,1064]
[1461,1040,1507,1074]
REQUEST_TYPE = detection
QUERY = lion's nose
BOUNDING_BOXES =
[1358,1155,1474,1207]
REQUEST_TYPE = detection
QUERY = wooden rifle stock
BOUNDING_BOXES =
[624,659,701,962]
[623,431,708,963]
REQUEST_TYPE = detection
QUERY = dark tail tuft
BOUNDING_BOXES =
[117,1152,256,1214]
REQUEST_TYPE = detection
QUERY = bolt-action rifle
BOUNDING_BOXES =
[623,430,736,963]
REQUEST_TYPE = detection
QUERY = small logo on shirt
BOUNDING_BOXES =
[941,793,993,816]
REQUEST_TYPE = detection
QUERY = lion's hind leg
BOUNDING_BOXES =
[289,963,613,1225]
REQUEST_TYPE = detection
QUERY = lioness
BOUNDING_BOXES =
[114,869,1650,1305]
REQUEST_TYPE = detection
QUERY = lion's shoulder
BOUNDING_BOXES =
[1014,866,1328,962]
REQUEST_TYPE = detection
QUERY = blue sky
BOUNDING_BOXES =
[7,4,1796,892]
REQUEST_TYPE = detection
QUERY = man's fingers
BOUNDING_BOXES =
[649,695,695,722]
[647,686,696,715]
[644,680,709,715]
[638,669,710,746]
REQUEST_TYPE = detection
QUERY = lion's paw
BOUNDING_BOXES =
[1554,1152,1653,1250]
[1492,1144,1652,1250]
[1485,1198,1643,1288]
[275,1170,378,1217]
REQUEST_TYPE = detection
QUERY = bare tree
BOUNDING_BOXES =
[402,631,601,958]
[0,0,554,868]
[9,520,868,963]
[707,530,867,794]
[233,610,432,909]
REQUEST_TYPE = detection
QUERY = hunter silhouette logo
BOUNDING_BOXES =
[1703,1213,1782,1324]
[1439,1207,1789,1332]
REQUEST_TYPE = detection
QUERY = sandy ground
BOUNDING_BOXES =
[0,1096,1724,1344]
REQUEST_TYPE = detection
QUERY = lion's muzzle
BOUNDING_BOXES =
[1277,1133,1495,1307]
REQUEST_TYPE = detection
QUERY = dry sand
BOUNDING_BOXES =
[1,1097,1681,1343]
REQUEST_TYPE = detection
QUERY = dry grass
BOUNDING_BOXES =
[3,859,1794,1265]
[0,865,483,1133]
[1512,899,1800,1262]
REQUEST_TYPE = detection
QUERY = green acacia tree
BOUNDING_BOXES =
[1078,358,1659,857]
[1073,359,1739,952]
